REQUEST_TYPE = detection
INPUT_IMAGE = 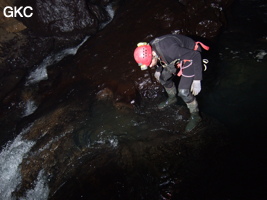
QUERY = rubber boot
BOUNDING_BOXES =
[158,85,177,109]
[185,99,201,132]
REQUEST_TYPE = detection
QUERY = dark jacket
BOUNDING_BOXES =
[150,34,202,80]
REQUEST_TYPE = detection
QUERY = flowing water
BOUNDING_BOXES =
[1,0,267,199]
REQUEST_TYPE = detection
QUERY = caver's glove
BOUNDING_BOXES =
[191,80,201,96]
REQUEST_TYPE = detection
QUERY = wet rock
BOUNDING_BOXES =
[0,0,117,116]
[96,87,135,110]
[70,0,233,109]
[14,95,229,199]
[0,1,26,51]
[0,17,26,33]
[0,0,236,199]
[96,87,114,100]
[0,0,234,148]
[16,0,112,37]
[87,2,111,23]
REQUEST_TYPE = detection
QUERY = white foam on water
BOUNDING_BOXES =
[0,124,50,200]
[37,131,69,154]
[22,100,38,117]
[0,124,35,200]
[20,170,49,200]
[100,4,116,29]
[94,133,119,148]
[25,2,116,86]
[0,4,117,199]
[106,4,115,19]
[26,36,89,86]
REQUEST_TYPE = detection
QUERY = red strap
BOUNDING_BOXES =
[183,59,192,63]
[194,42,210,51]
[177,69,182,77]
[176,60,192,77]
[176,61,182,76]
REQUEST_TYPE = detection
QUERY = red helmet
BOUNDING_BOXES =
[134,43,152,70]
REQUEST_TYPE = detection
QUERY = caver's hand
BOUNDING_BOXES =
[154,71,160,81]
[191,80,201,96]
